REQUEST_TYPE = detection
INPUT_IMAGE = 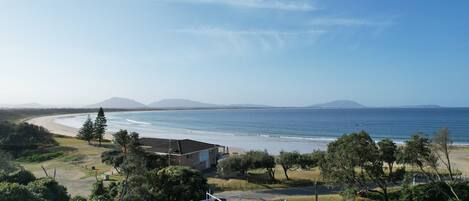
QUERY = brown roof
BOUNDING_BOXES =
[139,138,220,155]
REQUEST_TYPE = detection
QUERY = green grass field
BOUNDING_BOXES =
[207,166,322,191]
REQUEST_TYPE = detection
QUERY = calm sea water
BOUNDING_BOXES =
[56,108,469,153]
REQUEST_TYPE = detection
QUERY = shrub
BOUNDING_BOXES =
[16,151,64,163]
[1,170,36,185]
[0,182,41,201]
[149,166,209,201]
[27,177,70,201]
[71,196,87,201]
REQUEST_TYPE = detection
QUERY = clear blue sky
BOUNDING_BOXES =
[1,0,468,107]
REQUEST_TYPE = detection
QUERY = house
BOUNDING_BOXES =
[140,137,226,170]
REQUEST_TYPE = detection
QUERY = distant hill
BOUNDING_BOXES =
[148,99,219,108]
[86,97,148,109]
[0,103,44,108]
[228,104,272,108]
[395,104,443,109]
[309,100,366,108]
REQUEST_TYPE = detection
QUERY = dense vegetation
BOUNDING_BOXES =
[95,128,208,201]
[0,121,57,156]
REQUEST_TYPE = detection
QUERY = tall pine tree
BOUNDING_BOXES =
[94,107,107,146]
[78,115,94,144]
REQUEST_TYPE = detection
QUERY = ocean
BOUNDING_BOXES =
[55,108,469,154]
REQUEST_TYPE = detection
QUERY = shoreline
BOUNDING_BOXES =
[27,113,114,140]
[26,113,246,154]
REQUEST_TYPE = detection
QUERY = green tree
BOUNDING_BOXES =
[113,130,131,154]
[1,169,36,185]
[77,116,94,144]
[276,151,301,180]
[94,107,107,146]
[27,177,70,201]
[89,180,112,201]
[432,128,454,180]
[217,155,252,176]
[378,138,398,175]
[101,150,124,173]
[320,131,395,201]
[246,150,276,181]
[398,133,440,181]
[0,182,41,201]
[149,166,208,201]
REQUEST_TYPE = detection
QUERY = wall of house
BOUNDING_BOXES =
[172,147,219,170]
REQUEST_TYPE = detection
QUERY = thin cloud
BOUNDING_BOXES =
[170,27,326,51]
[310,17,395,27]
[160,0,318,11]
[172,27,326,36]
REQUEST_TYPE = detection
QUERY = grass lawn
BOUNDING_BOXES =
[17,135,117,197]
[207,166,322,191]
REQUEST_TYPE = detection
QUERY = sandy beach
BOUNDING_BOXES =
[26,113,245,154]
[27,114,114,140]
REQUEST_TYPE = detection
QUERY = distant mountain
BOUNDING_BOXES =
[86,97,148,109]
[396,104,443,109]
[0,103,44,108]
[309,100,366,109]
[148,99,219,108]
[228,104,272,108]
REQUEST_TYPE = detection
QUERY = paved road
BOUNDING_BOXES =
[214,185,341,201]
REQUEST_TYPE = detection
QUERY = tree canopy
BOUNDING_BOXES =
[77,116,94,145]
[93,107,107,146]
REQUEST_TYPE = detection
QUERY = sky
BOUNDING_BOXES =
[0,0,468,107]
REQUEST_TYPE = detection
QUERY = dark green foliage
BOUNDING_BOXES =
[0,170,36,185]
[120,175,154,201]
[101,150,124,172]
[77,116,94,144]
[0,151,17,174]
[27,177,70,201]
[277,151,300,180]
[89,180,112,201]
[113,130,131,154]
[144,153,168,171]
[298,151,323,169]
[246,150,276,180]
[378,138,398,175]
[398,133,440,181]
[399,182,469,201]
[0,182,41,201]
[16,151,64,163]
[149,166,209,201]
[70,196,87,201]
[0,122,57,154]
[218,151,277,181]
[94,108,107,146]
[320,131,396,201]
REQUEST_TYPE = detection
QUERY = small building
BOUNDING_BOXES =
[140,137,226,170]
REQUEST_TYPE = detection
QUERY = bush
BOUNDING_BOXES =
[16,151,64,163]
[400,182,469,201]
[71,196,87,201]
[149,166,209,201]
[0,182,41,201]
[27,177,70,201]
[0,122,57,155]
[0,170,36,185]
